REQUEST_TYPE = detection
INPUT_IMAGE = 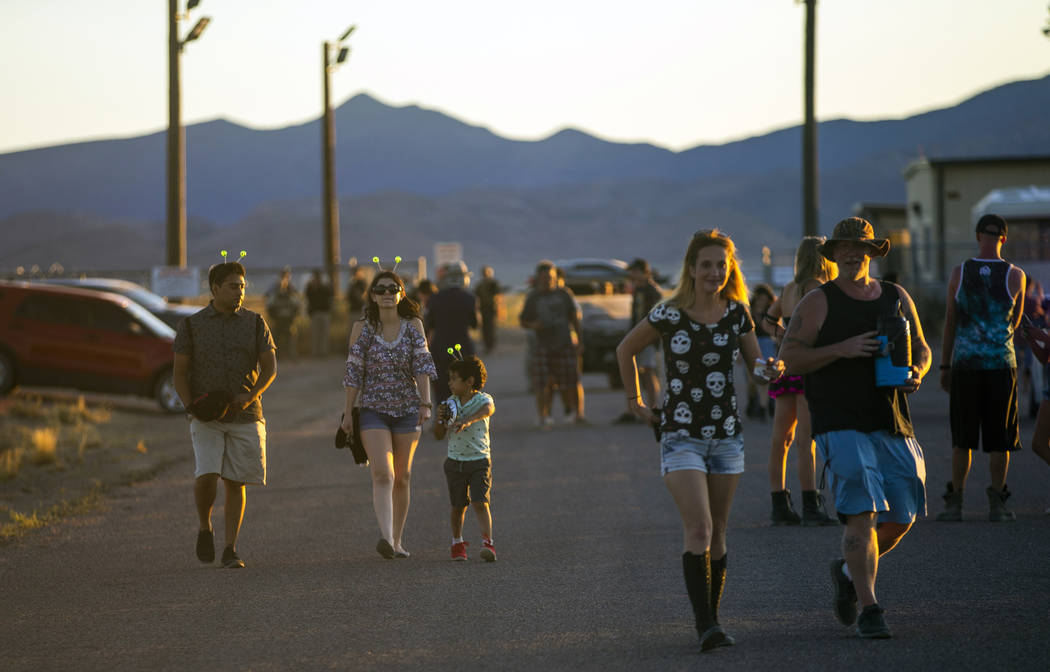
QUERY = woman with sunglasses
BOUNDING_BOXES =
[342,270,437,559]
[616,229,783,652]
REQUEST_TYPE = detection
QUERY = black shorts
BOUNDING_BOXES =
[949,368,1020,452]
[443,457,491,507]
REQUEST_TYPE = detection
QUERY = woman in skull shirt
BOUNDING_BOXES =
[616,229,783,653]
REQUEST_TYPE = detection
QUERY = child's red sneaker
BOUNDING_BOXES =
[450,541,469,561]
[480,539,497,562]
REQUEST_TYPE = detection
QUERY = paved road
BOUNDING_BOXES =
[2,330,1049,671]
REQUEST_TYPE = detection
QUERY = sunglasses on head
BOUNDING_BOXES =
[694,229,731,240]
[372,285,401,295]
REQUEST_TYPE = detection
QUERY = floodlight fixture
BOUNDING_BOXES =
[339,24,357,42]
[187,0,201,9]
[184,16,210,44]
[337,47,350,64]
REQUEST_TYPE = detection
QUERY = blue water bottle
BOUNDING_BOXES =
[874,302,912,388]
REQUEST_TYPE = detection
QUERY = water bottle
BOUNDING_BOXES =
[874,301,911,387]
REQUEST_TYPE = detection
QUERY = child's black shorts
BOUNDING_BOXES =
[443,457,491,507]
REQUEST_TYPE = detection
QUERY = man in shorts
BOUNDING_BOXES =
[520,261,585,426]
[780,217,931,639]
[174,261,277,569]
[615,258,663,424]
[937,214,1025,522]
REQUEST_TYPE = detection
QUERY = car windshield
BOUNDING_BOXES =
[119,287,169,312]
[122,299,176,339]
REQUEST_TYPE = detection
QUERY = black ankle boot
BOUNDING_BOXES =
[801,490,837,526]
[770,490,801,525]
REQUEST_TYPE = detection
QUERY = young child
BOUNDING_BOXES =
[433,354,496,562]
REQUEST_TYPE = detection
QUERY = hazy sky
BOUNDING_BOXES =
[2,0,1048,155]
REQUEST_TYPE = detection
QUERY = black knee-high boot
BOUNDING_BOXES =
[682,551,734,651]
[682,551,714,635]
[710,554,727,625]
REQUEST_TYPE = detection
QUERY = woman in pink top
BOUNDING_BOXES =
[342,271,437,558]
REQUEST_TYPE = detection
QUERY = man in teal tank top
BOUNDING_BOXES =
[937,214,1025,523]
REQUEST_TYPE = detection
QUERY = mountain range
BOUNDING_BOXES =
[3,73,1050,277]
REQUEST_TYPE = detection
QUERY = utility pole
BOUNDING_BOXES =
[802,0,819,237]
[322,25,356,295]
[166,0,210,268]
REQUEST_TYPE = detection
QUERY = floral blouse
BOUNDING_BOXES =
[343,319,437,416]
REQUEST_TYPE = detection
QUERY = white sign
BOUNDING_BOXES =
[151,266,201,300]
[433,242,463,270]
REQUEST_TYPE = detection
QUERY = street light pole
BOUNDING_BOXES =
[166,1,209,269]
[166,0,185,267]
[321,25,355,295]
[802,0,819,238]
[322,42,339,294]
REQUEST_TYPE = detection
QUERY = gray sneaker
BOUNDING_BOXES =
[856,603,891,639]
[830,558,858,625]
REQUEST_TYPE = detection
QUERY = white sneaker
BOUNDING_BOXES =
[536,416,555,429]
[562,412,577,425]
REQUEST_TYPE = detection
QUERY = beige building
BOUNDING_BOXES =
[903,156,1050,291]
[854,202,908,283]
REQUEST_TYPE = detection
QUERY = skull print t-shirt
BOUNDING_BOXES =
[648,300,754,441]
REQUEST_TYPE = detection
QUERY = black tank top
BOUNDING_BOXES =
[805,281,914,438]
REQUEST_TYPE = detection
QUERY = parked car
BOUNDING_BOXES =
[0,281,183,412]
[578,295,632,387]
[551,258,630,296]
[32,277,201,329]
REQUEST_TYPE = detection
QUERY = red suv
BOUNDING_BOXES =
[0,281,183,412]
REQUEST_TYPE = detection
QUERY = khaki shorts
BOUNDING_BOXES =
[190,418,267,485]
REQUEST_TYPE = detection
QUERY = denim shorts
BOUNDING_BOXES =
[816,430,926,524]
[660,433,745,476]
[358,408,420,434]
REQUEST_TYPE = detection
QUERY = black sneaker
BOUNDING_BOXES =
[699,625,736,652]
[196,529,215,563]
[830,558,857,625]
[221,546,245,569]
[856,604,891,639]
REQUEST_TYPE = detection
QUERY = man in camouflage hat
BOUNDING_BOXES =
[780,217,931,639]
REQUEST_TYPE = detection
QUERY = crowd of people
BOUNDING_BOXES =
[171,213,1050,651]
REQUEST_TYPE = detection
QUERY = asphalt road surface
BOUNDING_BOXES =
[2,330,1049,671]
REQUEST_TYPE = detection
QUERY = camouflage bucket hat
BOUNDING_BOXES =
[819,217,890,261]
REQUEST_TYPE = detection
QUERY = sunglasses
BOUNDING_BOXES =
[372,285,402,295]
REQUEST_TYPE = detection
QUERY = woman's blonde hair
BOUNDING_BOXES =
[666,229,749,309]
[794,236,837,297]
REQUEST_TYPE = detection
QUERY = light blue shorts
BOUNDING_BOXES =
[816,430,927,524]
[660,433,745,476]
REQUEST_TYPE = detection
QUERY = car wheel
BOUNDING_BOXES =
[154,370,184,413]
[0,350,16,396]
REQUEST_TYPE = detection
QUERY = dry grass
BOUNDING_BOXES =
[0,487,106,541]
[0,396,112,479]
[8,395,111,425]
[0,446,22,481]
[28,427,59,466]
